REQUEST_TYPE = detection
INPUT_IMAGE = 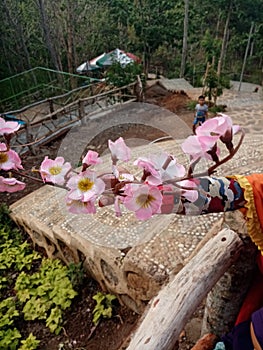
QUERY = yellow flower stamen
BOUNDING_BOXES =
[78,178,94,192]
[136,193,155,208]
[49,166,62,175]
[0,153,8,164]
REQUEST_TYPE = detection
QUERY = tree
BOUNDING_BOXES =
[180,0,189,78]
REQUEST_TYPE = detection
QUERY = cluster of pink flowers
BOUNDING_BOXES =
[0,117,26,193]
[0,114,242,220]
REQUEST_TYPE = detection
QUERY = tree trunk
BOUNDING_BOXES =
[217,2,232,77]
[37,0,62,71]
[2,0,34,75]
[239,21,255,91]
[180,0,189,78]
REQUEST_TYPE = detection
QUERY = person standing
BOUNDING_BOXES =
[193,95,208,134]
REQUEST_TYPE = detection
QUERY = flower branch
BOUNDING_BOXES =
[0,114,244,220]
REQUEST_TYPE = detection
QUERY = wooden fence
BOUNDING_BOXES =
[1,82,136,154]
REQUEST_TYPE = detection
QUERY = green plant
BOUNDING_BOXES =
[202,67,230,105]
[106,62,143,88]
[15,258,77,334]
[67,262,85,289]
[0,240,40,271]
[0,297,21,350]
[18,333,40,350]
[92,292,117,325]
[209,104,227,114]
[0,275,8,292]
[187,100,197,111]
[0,205,22,246]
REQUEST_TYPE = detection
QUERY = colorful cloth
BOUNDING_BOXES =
[232,174,263,252]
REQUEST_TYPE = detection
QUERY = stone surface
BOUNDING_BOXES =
[9,82,263,313]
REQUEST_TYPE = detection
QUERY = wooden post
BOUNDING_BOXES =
[127,229,243,350]
[48,98,54,114]
[78,99,85,119]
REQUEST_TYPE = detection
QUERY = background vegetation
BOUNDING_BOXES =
[0,0,262,86]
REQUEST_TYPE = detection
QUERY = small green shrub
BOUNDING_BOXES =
[0,240,40,271]
[15,258,78,335]
[0,297,21,350]
[67,262,85,289]
[187,100,197,111]
[18,333,40,350]
[92,292,117,325]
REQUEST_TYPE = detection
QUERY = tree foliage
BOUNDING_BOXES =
[0,0,262,85]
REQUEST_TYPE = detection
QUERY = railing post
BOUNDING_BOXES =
[78,99,85,119]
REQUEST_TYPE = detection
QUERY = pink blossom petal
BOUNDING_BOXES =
[0,117,20,135]
[122,184,162,220]
[134,157,162,185]
[181,135,218,161]
[66,197,96,214]
[0,144,23,170]
[66,170,105,202]
[82,150,102,166]
[108,137,131,163]
[40,156,71,185]
[0,176,25,192]
[177,180,199,202]
[150,153,186,180]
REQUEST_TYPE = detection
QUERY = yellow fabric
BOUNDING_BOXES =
[232,175,263,253]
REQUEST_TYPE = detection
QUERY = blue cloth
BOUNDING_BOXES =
[214,342,225,350]
[193,116,205,125]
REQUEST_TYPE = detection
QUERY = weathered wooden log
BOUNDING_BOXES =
[126,229,243,350]
[201,210,258,336]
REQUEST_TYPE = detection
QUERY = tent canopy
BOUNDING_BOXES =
[95,48,140,67]
[76,49,140,73]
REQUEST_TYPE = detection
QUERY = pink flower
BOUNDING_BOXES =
[196,114,240,138]
[181,135,219,162]
[135,154,185,185]
[66,197,96,214]
[196,114,240,151]
[122,183,162,220]
[134,157,162,185]
[66,170,105,202]
[108,137,131,163]
[0,143,23,170]
[111,165,134,182]
[40,156,71,185]
[0,117,20,135]
[0,176,25,192]
[82,150,102,166]
[150,153,185,181]
[177,179,199,202]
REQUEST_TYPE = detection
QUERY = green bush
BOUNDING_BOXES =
[15,258,78,335]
